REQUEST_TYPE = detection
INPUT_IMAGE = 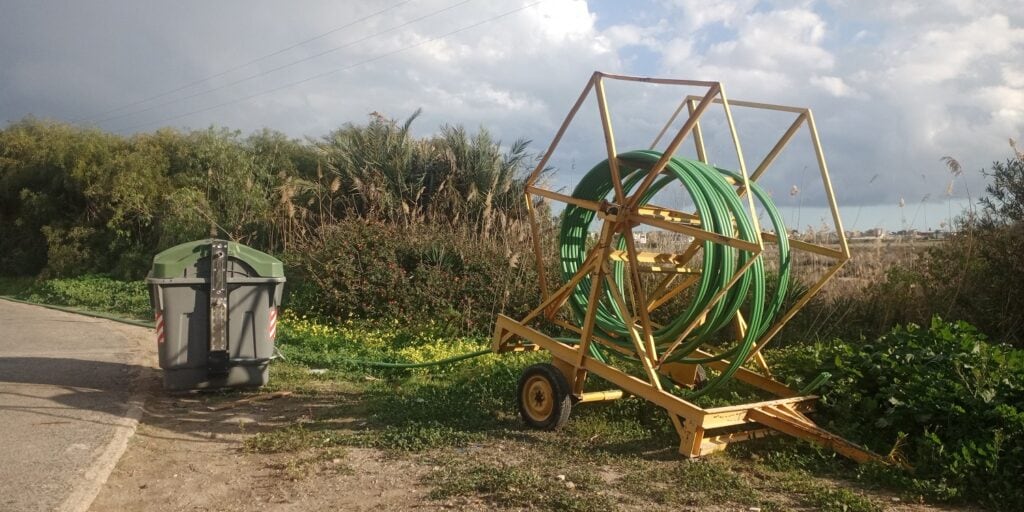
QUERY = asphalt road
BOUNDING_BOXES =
[0,300,153,512]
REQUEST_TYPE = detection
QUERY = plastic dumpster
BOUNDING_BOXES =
[146,239,285,390]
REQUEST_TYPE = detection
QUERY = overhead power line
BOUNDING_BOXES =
[116,0,545,134]
[75,0,415,124]
[94,0,476,128]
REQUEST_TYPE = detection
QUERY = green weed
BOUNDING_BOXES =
[803,486,881,512]
[426,457,616,512]
[0,277,34,296]
[244,424,346,454]
[771,318,1024,509]
[345,422,484,451]
[16,275,151,319]
[617,457,765,508]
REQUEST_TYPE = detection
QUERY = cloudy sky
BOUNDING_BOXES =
[2,0,1022,231]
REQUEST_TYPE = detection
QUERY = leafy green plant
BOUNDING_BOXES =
[19,275,151,319]
[772,317,1024,509]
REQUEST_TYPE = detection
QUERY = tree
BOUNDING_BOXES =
[979,138,1024,225]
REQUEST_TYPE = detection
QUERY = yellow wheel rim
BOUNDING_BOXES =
[522,375,554,422]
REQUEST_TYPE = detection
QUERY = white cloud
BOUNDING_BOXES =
[529,0,599,42]
[1004,65,1024,88]
[664,0,759,30]
[601,22,668,49]
[827,0,1023,24]
[2,0,1023,227]
[886,15,1024,85]
[850,12,1024,180]
[810,75,856,97]
[660,7,835,95]
[648,0,1024,212]
[827,0,922,21]
[708,9,832,69]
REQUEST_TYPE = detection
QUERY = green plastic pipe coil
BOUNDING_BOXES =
[559,150,791,398]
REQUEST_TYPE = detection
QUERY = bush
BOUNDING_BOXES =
[283,218,539,335]
[20,275,152,319]
[913,223,1024,344]
[773,317,1024,509]
[0,115,537,280]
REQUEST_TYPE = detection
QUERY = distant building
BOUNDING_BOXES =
[848,228,885,242]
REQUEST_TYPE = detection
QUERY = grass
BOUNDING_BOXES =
[244,423,348,454]
[805,487,883,512]
[412,433,890,512]
[0,276,35,296]
[0,274,151,319]
[0,273,961,510]
[241,314,907,511]
[616,456,762,507]
[425,457,617,512]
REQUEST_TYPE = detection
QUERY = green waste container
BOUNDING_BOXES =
[146,239,285,391]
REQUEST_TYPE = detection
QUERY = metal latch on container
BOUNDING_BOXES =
[208,240,230,375]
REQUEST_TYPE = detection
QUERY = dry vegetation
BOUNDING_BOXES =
[4,120,1023,511]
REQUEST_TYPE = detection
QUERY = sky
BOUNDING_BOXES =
[2,0,1022,232]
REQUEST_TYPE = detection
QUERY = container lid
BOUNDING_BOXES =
[149,239,284,279]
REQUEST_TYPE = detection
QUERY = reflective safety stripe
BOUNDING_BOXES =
[268,307,277,342]
[155,310,165,344]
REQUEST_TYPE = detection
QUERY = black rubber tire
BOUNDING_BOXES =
[516,363,572,430]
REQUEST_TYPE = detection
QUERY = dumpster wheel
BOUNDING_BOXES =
[517,363,572,430]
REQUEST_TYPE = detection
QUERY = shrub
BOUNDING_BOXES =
[913,223,1024,344]
[773,317,1024,509]
[283,218,539,335]
[21,275,152,319]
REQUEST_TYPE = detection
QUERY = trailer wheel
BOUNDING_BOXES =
[517,363,572,430]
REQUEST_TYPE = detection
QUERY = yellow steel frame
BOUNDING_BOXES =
[494,72,878,463]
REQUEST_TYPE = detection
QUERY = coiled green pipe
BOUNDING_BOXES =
[559,150,790,398]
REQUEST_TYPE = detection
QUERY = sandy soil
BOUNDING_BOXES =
[88,371,972,512]
[87,377,450,512]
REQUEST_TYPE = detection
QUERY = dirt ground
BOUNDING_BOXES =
[87,365,974,512]
[88,375,449,512]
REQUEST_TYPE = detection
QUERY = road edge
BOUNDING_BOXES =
[55,320,155,512]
